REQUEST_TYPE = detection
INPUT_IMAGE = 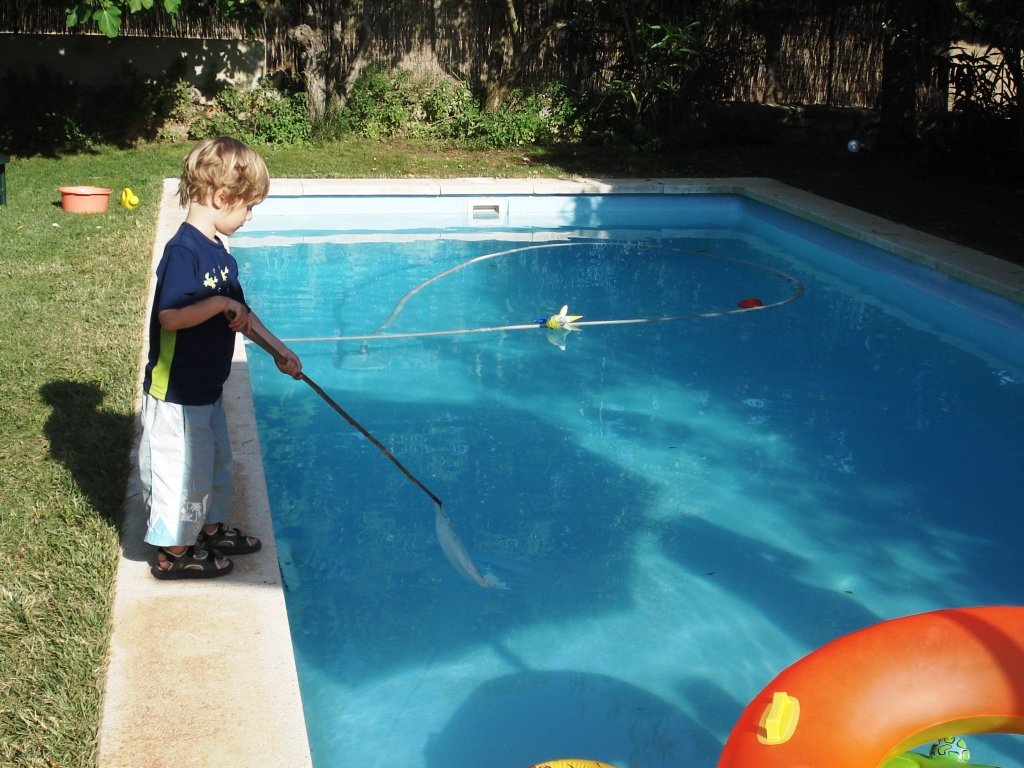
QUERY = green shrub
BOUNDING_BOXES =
[191,82,312,146]
[336,66,417,139]
[417,78,482,139]
[166,79,202,124]
[597,18,703,147]
[334,66,583,148]
[474,85,582,147]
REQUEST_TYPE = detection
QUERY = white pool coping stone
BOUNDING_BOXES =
[98,176,1021,768]
[98,179,312,768]
[264,176,1022,304]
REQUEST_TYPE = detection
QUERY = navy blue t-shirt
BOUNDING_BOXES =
[143,222,246,405]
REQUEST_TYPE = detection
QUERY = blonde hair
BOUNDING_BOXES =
[177,136,270,208]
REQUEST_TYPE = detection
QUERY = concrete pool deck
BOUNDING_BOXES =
[97,180,312,768]
[97,177,1023,768]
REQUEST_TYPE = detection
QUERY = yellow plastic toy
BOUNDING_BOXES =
[120,187,140,209]
[545,305,582,329]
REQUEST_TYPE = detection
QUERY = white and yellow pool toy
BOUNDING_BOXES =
[545,305,583,329]
[529,761,615,768]
[543,305,583,350]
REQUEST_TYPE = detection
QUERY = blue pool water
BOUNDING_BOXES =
[233,194,1024,768]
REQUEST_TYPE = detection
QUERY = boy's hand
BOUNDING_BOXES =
[224,301,252,334]
[275,347,302,380]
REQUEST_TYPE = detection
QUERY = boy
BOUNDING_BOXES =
[139,136,302,579]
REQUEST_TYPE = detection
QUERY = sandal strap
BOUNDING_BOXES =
[204,523,249,540]
[200,523,261,553]
[152,544,234,580]
[158,545,230,572]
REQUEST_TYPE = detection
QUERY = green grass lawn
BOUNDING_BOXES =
[0,137,663,768]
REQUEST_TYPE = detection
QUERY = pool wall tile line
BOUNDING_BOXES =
[98,179,313,768]
[260,177,1022,305]
[267,176,753,197]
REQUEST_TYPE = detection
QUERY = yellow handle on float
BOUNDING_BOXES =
[758,691,800,745]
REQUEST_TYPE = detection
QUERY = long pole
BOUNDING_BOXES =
[241,321,445,508]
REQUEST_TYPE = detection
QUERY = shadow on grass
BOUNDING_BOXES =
[40,379,136,529]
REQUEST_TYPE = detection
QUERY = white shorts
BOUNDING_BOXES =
[138,394,233,547]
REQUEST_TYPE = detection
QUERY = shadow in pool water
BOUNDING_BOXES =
[654,513,881,650]
[258,370,903,768]
[422,669,731,768]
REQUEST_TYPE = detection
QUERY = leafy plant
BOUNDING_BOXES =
[473,86,581,147]
[335,66,582,148]
[166,79,202,124]
[66,0,182,37]
[949,44,1017,118]
[418,78,482,139]
[65,0,263,37]
[602,19,701,145]
[192,82,312,145]
[335,66,418,140]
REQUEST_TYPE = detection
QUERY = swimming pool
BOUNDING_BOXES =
[231,181,1024,768]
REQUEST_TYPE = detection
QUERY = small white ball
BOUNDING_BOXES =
[847,139,862,153]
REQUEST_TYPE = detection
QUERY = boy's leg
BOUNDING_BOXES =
[207,395,233,524]
[197,396,262,554]
[139,395,219,548]
[140,395,233,578]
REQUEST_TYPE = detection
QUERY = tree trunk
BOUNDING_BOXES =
[479,0,568,112]
[878,0,956,150]
[1004,46,1024,147]
[338,17,376,106]
[304,0,375,112]
[479,0,521,112]
[288,23,328,121]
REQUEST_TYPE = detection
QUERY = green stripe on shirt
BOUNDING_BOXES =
[148,326,177,400]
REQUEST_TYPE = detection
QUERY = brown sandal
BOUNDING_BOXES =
[198,523,262,555]
[152,545,234,580]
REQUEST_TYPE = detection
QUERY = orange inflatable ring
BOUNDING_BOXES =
[718,606,1024,768]
[529,761,616,768]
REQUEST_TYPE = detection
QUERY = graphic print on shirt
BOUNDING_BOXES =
[202,264,235,292]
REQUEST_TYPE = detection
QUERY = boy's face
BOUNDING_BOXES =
[214,196,256,236]
[213,190,257,237]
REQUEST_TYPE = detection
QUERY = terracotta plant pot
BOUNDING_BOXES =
[59,185,113,214]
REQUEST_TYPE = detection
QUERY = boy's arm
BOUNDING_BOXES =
[249,313,303,379]
[221,307,303,379]
[159,296,249,331]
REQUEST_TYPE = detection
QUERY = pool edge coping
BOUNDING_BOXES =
[97,178,313,768]
[99,176,1022,768]
[262,177,1022,305]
